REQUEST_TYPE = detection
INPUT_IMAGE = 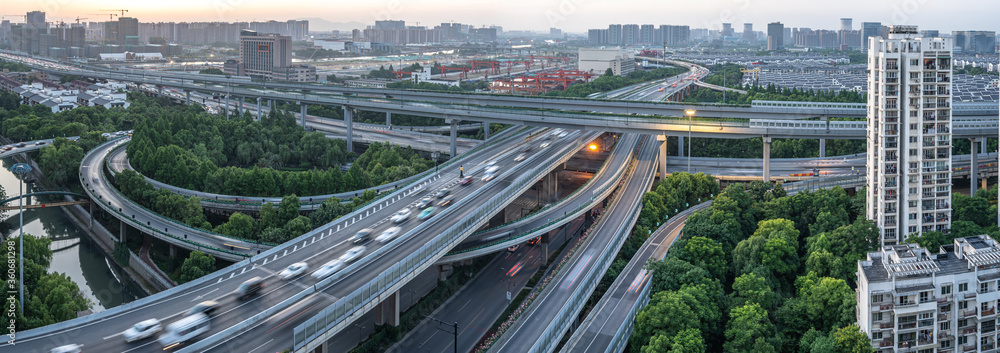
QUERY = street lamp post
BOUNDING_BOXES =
[425,316,458,353]
[685,109,696,172]
[10,163,31,315]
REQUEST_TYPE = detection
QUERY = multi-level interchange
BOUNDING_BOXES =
[0,20,998,353]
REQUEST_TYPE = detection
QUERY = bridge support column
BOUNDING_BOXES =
[657,134,668,179]
[819,139,826,158]
[386,112,391,127]
[307,341,328,353]
[763,136,772,182]
[89,201,94,229]
[449,119,458,157]
[268,99,273,111]
[169,243,177,258]
[677,135,684,157]
[438,264,452,281]
[971,138,979,197]
[374,291,400,326]
[119,220,125,243]
[256,97,262,121]
[185,90,190,105]
[344,107,354,153]
[484,122,491,140]
[157,85,163,96]
[224,94,230,119]
[236,97,243,116]
[300,102,307,127]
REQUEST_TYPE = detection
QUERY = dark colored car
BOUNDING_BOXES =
[188,300,219,317]
[352,228,373,244]
[235,277,264,300]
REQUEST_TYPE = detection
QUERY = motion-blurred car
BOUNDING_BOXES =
[279,262,309,280]
[123,319,162,342]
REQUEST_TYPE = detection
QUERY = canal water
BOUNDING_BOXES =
[0,157,144,313]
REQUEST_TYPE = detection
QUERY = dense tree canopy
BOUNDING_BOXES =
[632,183,876,353]
[11,234,93,329]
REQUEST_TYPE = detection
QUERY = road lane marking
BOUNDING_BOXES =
[192,288,220,302]
[247,339,274,353]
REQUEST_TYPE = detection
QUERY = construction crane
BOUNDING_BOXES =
[90,13,117,21]
[101,9,128,17]
[73,17,88,24]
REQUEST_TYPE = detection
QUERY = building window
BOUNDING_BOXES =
[942,285,952,295]
[874,312,883,321]
[982,282,990,294]
[958,336,967,345]
[959,283,968,292]
[941,321,950,330]
[920,291,930,303]
[872,294,884,303]
[873,331,883,340]
[959,301,968,310]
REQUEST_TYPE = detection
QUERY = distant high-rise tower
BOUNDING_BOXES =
[866,25,953,245]
[742,23,754,42]
[767,22,784,50]
[26,11,45,27]
[840,18,853,31]
[862,22,881,51]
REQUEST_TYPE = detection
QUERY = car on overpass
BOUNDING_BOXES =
[123,318,162,342]
[391,208,411,223]
[340,246,367,263]
[352,228,373,244]
[312,259,344,280]
[279,262,309,280]
[48,344,82,353]
[418,207,436,221]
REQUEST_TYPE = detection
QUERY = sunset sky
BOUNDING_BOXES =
[5,0,997,33]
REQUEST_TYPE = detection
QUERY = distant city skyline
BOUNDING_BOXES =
[4,0,999,33]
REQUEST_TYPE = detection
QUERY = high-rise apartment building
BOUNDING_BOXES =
[26,11,45,27]
[639,24,654,45]
[866,25,953,244]
[622,24,639,46]
[767,22,784,50]
[952,31,996,54]
[661,25,690,46]
[841,18,853,31]
[607,24,622,45]
[857,235,1000,352]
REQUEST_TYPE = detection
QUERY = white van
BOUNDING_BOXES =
[158,313,211,349]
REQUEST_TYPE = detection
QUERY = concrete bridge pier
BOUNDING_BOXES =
[657,134,668,179]
[185,90,190,105]
[971,137,979,196]
[306,342,328,353]
[256,97,262,121]
[677,135,684,158]
[89,201,94,229]
[374,291,400,326]
[438,264,453,281]
[344,106,354,153]
[119,219,125,243]
[763,136,772,182]
[169,243,177,258]
[540,170,560,203]
[819,116,827,157]
[299,102,308,127]
[484,122,491,140]
[449,118,458,157]
[268,99,273,111]
[157,85,163,96]
[386,112,391,127]
[224,94,230,118]
[236,97,243,116]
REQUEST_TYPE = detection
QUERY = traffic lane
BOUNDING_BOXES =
[492,141,656,352]
[200,132,591,353]
[452,134,636,251]
[568,203,706,353]
[22,129,537,352]
[390,245,545,353]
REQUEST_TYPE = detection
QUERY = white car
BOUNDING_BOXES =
[376,227,402,243]
[340,246,367,263]
[550,129,562,136]
[391,208,411,223]
[540,141,551,148]
[485,165,500,174]
[558,131,569,138]
[482,172,496,182]
[486,159,499,167]
[279,262,309,280]
[49,344,82,353]
[123,319,162,342]
[311,259,344,280]
[514,153,526,162]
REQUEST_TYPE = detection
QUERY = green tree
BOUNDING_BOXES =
[22,273,92,329]
[724,303,774,352]
[215,212,257,240]
[179,251,216,283]
[680,236,727,280]
[277,194,301,224]
[199,68,225,75]
[731,273,775,309]
[284,215,312,238]
[831,324,875,353]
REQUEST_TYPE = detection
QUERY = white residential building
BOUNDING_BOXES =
[577,48,635,76]
[865,25,953,245]
[10,82,130,113]
[858,236,1000,352]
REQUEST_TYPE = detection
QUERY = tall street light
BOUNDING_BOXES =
[10,162,31,315]
[685,109,696,172]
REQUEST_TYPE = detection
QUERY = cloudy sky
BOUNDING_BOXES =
[5,0,997,33]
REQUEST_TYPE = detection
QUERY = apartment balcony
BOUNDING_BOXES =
[886,90,900,96]
[880,322,894,329]
[886,195,898,201]
[963,326,978,334]
[965,292,980,300]
[981,307,997,317]
[938,140,950,146]
[923,193,935,198]
[924,91,938,96]
[937,203,951,210]
[937,216,950,222]
[938,77,951,83]
[938,348,955,353]
[938,102,951,108]
[880,339,894,347]
[924,142,936,147]
[939,295,952,304]
[936,179,950,186]
[885,129,899,136]
[887,156,899,162]
[964,308,978,317]
[964,344,978,352]
[887,142,898,148]
[938,90,951,96]
[983,343,996,352]
[937,154,950,159]
[879,303,895,311]
[884,208,897,213]
[923,129,937,134]
[938,331,954,340]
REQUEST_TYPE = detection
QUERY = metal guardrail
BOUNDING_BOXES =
[783,174,867,194]
[516,139,656,353]
[288,133,596,352]
[127,249,176,289]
